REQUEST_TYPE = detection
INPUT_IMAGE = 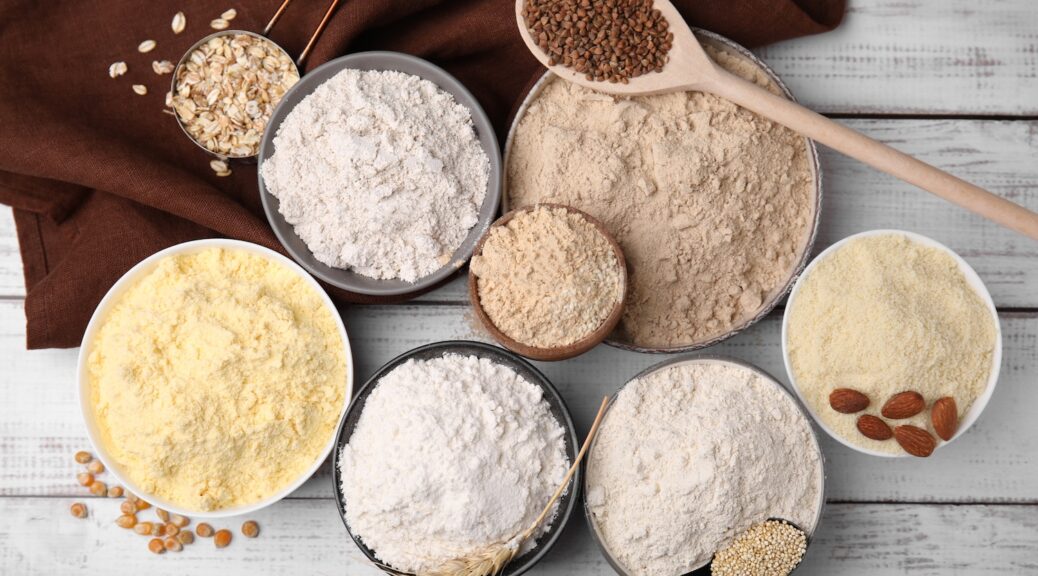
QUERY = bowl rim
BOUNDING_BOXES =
[331,340,581,576]
[75,238,354,518]
[780,229,1004,458]
[582,354,827,576]
[258,50,503,297]
[501,27,823,354]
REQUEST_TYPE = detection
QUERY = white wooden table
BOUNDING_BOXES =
[2,0,1037,573]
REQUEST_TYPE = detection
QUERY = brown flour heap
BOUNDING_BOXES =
[507,45,816,348]
[471,206,623,348]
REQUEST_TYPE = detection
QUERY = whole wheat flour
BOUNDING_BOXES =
[471,206,624,348]
[787,233,998,453]
[586,361,822,576]
[262,69,489,282]
[339,354,570,573]
[508,45,816,348]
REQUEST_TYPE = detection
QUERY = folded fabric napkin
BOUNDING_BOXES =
[0,0,844,348]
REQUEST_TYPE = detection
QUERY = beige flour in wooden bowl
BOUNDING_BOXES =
[507,42,817,350]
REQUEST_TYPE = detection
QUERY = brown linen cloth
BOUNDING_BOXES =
[0,0,844,349]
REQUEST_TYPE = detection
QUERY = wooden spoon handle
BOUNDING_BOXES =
[706,71,1038,241]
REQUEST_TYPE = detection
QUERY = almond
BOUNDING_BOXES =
[894,425,936,457]
[829,388,870,414]
[881,391,925,419]
[856,414,893,441]
[931,396,958,441]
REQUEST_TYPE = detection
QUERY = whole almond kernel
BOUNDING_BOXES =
[856,414,893,441]
[829,388,870,414]
[894,425,936,457]
[932,396,958,441]
[882,391,925,419]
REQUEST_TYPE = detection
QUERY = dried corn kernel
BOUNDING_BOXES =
[164,537,183,552]
[134,522,154,535]
[195,523,214,537]
[241,520,259,538]
[89,481,107,497]
[116,514,137,529]
[135,499,151,511]
[120,500,137,515]
[74,451,92,464]
[148,538,165,554]
[76,472,94,487]
[171,514,189,528]
[178,530,195,545]
[214,529,232,548]
[86,460,105,475]
[108,486,124,498]
[156,508,170,523]
[70,502,88,518]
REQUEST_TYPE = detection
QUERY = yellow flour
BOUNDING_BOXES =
[87,247,347,511]
[786,234,997,453]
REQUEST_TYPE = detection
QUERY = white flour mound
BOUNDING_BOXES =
[261,69,489,282]
[339,354,570,574]
[586,361,823,576]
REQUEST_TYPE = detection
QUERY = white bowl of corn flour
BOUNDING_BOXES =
[584,357,825,576]
[77,239,353,518]
[259,52,501,298]
[783,230,1002,458]
[333,342,579,576]
[505,30,821,353]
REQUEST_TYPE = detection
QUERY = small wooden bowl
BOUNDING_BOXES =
[468,203,628,362]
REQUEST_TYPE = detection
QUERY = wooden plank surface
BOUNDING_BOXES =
[3,119,1036,306]
[755,0,1038,115]
[2,497,1035,576]
[3,300,1036,504]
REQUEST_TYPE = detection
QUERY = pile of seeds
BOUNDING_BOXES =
[171,33,299,157]
[522,0,673,83]
[68,450,260,555]
[711,520,807,576]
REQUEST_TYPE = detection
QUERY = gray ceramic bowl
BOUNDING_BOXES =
[259,52,503,298]
[582,355,827,576]
[503,29,823,354]
[332,341,580,576]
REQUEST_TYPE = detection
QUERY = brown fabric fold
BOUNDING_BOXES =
[0,0,844,349]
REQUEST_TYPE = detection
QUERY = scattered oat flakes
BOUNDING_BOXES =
[165,91,173,107]
[138,40,157,53]
[172,11,186,34]
[172,33,298,157]
[132,84,148,96]
[221,8,237,20]
[210,18,229,30]
[210,159,229,173]
[152,60,174,75]
[108,61,128,78]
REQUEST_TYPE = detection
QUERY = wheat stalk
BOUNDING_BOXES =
[418,396,612,576]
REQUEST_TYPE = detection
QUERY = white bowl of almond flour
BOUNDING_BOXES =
[259,52,502,298]
[783,230,1002,458]
[584,356,826,576]
[504,29,821,353]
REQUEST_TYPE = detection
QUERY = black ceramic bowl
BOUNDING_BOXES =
[331,341,580,576]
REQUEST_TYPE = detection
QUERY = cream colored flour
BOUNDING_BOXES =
[470,206,623,347]
[88,248,347,511]
[586,361,822,576]
[508,45,815,349]
[787,234,998,454]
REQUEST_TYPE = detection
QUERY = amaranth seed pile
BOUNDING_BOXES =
[471,206,624,348]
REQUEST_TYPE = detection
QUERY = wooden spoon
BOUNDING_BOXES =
[515,0,1038,241]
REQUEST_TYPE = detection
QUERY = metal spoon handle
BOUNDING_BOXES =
[262,0,344,67]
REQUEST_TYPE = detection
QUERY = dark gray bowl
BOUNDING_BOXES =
[332,341,580,576]
[259,52,503,298]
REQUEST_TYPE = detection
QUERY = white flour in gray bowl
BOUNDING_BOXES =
[261,69,489,282]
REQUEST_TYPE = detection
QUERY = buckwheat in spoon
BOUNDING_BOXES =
[518,0,1038,241]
